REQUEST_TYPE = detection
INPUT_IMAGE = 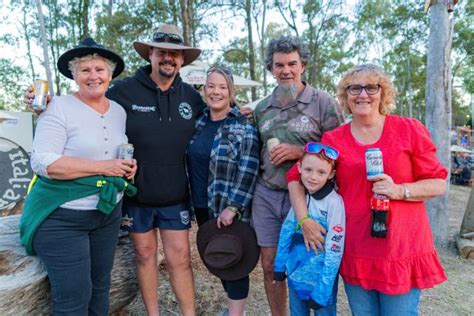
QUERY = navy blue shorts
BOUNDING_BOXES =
[121,202,192,232]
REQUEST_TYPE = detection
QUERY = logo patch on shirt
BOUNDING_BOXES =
[332,225,344,233]
[320,210,328,217]
[121,214,134,227]
[331,234,343,242]
[180,210,190,225]
[300,115,309,123]
[330,243,341,252]
[178,102,192,120]
[131,104,156,112]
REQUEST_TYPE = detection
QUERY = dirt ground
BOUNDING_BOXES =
[125,185,473,315]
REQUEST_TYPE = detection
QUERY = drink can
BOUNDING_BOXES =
[365,148,384,180]
[267,137,280,153]
[32,79,49,110]
[118,143,134,160]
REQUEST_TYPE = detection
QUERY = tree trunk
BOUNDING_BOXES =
[35,0,55,96]
[21,5,36,80]
[80,0,91,39]
[169,0,179,26]
[245,0,257,101]
[424,1,454,248]
[0,215,138,314]
[259,0,268,95]
[179,0,193,46]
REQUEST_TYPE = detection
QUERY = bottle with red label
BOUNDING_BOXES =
[370,193,389,238]
[365,148,389,238]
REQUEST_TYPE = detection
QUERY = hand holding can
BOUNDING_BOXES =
[31,79,49,111]
[267,137,280,153]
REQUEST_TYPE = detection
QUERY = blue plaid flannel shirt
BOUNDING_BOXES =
[188,106,260,222]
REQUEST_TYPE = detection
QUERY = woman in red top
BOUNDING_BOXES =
[286,64,447,315]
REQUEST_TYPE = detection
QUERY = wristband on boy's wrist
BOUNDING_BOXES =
[295,214,309,232]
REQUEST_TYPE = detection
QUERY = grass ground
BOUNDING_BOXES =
[125,185,473,315]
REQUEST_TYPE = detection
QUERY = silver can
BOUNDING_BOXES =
[32,79,49,110]
[118,143,134,160]
[365,148,384,180]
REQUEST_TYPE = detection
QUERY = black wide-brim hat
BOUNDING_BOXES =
[57,37,125,79]
[197,219,260,281]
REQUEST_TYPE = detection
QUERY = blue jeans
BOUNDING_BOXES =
[344,281,421,316]
[289,286,337,316]
[33,203,122,316]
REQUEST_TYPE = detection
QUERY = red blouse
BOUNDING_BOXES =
[287,115,448,294]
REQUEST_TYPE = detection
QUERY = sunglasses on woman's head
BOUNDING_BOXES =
[207,66,234,82]
[153,32,184,45]
[304,142,339,160]
[346,84,381,96]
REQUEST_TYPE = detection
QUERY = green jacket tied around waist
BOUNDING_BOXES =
[20,175,137,255]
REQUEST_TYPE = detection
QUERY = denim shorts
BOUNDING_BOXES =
[120,201,191,232]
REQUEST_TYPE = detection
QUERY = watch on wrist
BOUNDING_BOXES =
[402,184,411,200]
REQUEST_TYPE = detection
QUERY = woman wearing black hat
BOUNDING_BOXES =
[20,38,137,315]
[186,67,260,315]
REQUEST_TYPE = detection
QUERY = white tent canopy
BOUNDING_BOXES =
[450,145,472,153]
[180,61,261,88]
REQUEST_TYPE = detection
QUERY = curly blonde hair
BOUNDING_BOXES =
[337,64,396,115]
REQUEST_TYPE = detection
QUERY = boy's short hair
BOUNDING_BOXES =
[301,151,336,170]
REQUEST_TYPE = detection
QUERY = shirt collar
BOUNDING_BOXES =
[309,181,335,200]
[202,103,240,118]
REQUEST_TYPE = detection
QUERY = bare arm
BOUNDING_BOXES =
[47,156,136,180]
[372,174,446,201]
[288,181,326,253]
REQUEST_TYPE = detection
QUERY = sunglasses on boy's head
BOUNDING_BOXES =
[304,142,339,160]
[153,32,184,45]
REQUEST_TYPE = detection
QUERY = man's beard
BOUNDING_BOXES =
[158,60,177,78]
[275,83,298,106]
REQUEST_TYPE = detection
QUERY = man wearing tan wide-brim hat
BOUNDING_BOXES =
[107,24,206,315]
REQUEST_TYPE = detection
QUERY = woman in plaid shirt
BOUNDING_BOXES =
[186,67,259,315]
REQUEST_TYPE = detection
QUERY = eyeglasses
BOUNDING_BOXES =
[346,84,381,96]
[207,66,234,82]
[304,142,339,160]
[153,32,184,45]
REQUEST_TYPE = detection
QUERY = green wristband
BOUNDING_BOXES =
[227,206,242,220]
[294,214,309,232]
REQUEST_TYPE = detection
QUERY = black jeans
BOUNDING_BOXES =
[195,207,250,300]
[33,202,122,315]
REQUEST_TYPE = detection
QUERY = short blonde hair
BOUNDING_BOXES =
[68,53,116,79]
[337,64,396,115]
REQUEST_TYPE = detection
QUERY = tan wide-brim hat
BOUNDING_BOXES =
[133,24,201,66]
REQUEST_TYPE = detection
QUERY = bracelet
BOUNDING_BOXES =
[294,214,309,232]
[227,206,242,220]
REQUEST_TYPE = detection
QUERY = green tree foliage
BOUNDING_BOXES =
[0,59,28,110]
[0,0,471,115]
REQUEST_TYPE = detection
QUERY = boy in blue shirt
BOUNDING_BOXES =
[274,143,345,315]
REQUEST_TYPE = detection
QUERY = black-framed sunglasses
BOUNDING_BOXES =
[153,32,184,45]
[207,66,234,82]
[346,84,381,96]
